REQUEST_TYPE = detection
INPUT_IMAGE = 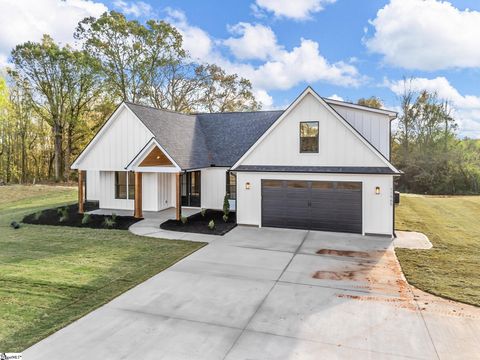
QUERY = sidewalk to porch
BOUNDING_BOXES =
[89,207,218,243]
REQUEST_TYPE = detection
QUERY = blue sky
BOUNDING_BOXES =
[1,0,480,137]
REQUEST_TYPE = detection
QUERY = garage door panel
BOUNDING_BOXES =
[262,180,362,234]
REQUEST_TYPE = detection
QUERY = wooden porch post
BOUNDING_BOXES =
[176,172,182,221]
[134,172,143,218]
[78,170,85,214]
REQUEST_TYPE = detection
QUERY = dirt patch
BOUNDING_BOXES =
[316,248,384,259]
[23,203,141,230]
[160,210,236,236]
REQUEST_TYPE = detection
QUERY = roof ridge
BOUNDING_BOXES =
[124,101,195,117]
[193,109,285,115]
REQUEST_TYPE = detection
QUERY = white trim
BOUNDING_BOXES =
[71,103,155,169]
[126,138,181,172]
[324,98,398,119]
[231,87,400,173]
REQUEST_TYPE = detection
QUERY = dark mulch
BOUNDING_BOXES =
[22,203,142,230]
[160,210,236,235]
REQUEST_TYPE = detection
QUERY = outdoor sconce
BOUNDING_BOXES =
[245,182,251,190]
[375,186,381,195]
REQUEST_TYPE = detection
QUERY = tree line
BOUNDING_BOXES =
[359,88,480,194]
[0,11,259,183]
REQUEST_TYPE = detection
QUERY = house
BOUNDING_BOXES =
[71,87,401,236]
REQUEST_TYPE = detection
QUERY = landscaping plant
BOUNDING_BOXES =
[103,216,116,228]
[223,195,230,216]
[33,211,42,220]
[81,213,91,224]
[181,215,188,224]
[208,220,215,230]
[58,207,68,223]
[200,208,206,217]
[223,214,228,223]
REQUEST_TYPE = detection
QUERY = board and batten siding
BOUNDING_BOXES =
[200,167,228,210]
[86,170,100,201]
[330,104,391,159]
[236,172,394,236]
[240,94,387,168]
[77,106,153,171]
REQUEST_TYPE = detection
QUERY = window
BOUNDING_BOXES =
[300,121,319,153]
[181,171,201,207]
[115,171,135,200]
[226,172,236,200]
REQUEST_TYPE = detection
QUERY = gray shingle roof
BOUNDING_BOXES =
[125,102,283,169]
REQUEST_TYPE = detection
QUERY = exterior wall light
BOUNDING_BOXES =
[375,186,381,195]
[245,182,251,190]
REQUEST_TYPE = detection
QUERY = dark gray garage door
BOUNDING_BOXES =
[261,180,362,233]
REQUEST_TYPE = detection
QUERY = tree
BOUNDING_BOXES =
[75,11,184,103]
[197,64,260,113]
[10,35,102,181]
[357,96,383,109]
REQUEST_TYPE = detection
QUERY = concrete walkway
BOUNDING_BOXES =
[25,226,480,359]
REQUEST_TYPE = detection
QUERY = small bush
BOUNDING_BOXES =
[111,213,117,222]
[223,195,230,216]
[81,213,91,224]
[200,208,206,217]
[103,216,116,228]
[58,207,68,223]
[181,215,188,224]
[208,220,215,230]
[223,214,228,223]
[33,211,42,221]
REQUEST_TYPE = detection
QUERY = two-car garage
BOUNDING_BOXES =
[261,180,363,233]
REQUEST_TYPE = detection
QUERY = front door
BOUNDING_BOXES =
[181,171,201,207]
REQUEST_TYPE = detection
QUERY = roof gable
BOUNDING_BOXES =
[232,87,399,172]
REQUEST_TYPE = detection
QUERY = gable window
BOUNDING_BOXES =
[300,121,319,153]
[226,171,236,200]
[115,171,135,200]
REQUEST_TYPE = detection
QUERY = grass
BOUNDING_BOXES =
[0,185,205,351]
[395,194,480,307]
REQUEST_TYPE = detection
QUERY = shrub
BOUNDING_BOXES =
[200,208,206,217]
[223,214,228,223]
[181,215,188,224]
[223,195,230,216]
[208,220,215,230]
[81,213,91,224]
[103,216,116,228]
[58,207,69,223]
[111,213,117,222]
[33,211,42,221]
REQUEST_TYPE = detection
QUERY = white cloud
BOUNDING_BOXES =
[224,23,280,61]
[0,0,107,66]
[365,0,480,70]
[386,77,480,137]
[113,0,152,17]
[165,8,213,60]
[167,10,364,109]
[328,94,344,101]
[252,0,336,20]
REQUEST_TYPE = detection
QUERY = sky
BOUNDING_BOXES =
[1,0,480,138]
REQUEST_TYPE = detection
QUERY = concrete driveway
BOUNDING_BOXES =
[25,227,480,360]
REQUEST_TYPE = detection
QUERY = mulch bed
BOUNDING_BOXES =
[22,203,142,230]
[160,209,236,235]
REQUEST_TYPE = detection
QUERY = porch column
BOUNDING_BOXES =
[78,170,85,214]
[134,171,143,218]
[176,172,182,221]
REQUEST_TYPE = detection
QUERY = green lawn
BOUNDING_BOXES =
[0,185,205,351]
[395,194,480,307]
